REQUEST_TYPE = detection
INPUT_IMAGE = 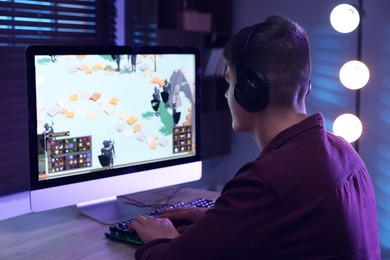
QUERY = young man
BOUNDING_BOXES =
[129,15,381,259]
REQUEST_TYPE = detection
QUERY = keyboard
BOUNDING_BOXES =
[105,198,215,245]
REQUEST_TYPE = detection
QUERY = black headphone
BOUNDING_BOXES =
[234,24,269,113]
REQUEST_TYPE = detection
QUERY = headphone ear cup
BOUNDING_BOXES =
[234,69,269,112]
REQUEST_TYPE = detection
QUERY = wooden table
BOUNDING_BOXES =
[0,187,219,260]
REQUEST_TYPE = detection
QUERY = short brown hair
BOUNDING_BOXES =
[223,15,311,108]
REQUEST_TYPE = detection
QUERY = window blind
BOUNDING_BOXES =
[0,0,116,195]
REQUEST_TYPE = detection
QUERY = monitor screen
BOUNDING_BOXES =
[26,45,201,223]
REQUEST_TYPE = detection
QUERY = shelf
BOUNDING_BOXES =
[201,77,229,113]
[157,0,232,34]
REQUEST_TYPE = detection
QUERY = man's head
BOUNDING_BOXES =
[224,15,311,112]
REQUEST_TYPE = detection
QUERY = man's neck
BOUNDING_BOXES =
[251,108,307,150]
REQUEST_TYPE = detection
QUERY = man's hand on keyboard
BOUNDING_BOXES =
[129,214,180,244]
[156,207,209,233]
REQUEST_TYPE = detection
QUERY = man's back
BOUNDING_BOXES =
[230,112,380,259]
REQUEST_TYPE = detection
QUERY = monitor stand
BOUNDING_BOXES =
[77,197,153,225]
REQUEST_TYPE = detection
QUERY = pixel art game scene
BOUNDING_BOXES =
[34,52,197,181]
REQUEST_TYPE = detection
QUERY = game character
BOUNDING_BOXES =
[161,79,171,108]
[172,102,181,126]
[50,55,57,63]
[130,54,137,72]
[42,122,54,135]
[111,54,121,71]
[99,140,115,167]
[151,87,161,116]
[171,83,182,125]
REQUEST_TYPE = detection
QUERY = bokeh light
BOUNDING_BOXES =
[330,4,360,33]
[333,113,363,143]
[339,60,370,90]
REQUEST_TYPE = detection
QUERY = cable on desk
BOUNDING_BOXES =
[118,186,184,209]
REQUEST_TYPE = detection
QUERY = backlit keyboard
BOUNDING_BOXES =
[105,198,215,245]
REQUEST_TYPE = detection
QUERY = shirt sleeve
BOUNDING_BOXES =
[135,170,283,260]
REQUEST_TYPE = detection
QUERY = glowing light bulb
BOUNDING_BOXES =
[339,60,370,90]
[333,113,363,143]
[330,4,360,33]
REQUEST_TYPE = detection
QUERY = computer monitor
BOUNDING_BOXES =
[26,45,202,224]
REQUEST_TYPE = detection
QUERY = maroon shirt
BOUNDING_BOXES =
[136,113,381,259]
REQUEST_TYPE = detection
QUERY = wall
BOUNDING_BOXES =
[194,0,390,258]
[360,1,390,258]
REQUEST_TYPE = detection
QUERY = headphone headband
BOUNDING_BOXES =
[235,24,260,72]
[234,23,270,113]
